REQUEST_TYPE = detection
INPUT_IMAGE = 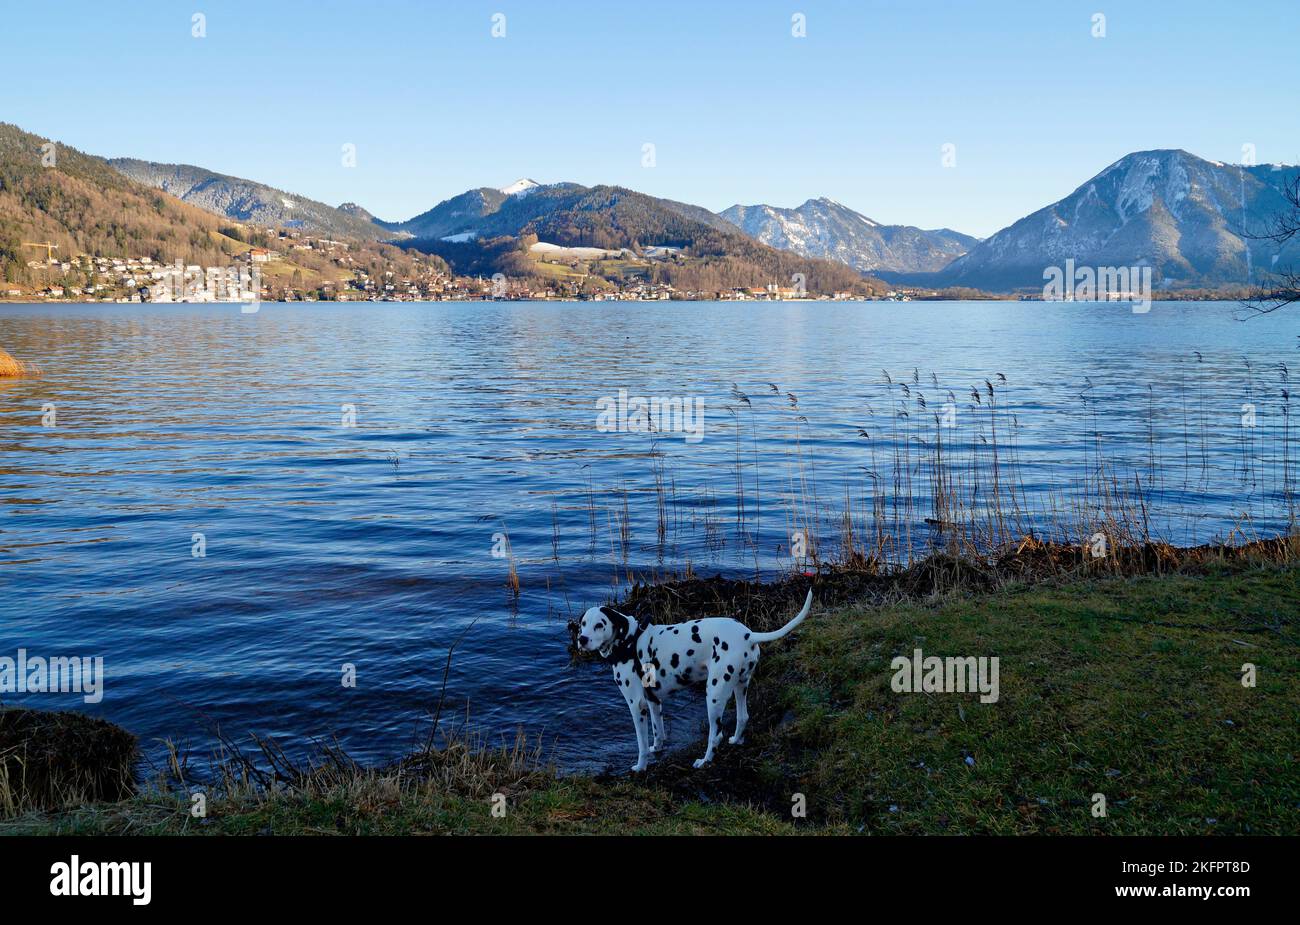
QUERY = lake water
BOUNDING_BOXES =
[1,300,1294,774]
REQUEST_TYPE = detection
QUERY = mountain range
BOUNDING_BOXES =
[110,147,1300,293]
[97,154,875,292]
[4,117,1299,295]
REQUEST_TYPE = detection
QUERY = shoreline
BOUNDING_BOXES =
[0,295,1260,305]
[5,538,1297,835]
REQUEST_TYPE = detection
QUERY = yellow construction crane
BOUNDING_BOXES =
[22,242,59,261]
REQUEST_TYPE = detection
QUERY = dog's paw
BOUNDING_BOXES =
[728,735,745,745]
[692,758,711,769]
[630,761,648,772]
[650,743,664,753]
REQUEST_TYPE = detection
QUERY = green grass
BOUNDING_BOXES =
[754,564,1298,834]
[5,566,1296,835]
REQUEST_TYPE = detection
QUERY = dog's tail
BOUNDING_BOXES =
[749,589,813,644]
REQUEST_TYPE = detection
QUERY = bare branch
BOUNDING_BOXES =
[1237,172,1300,315]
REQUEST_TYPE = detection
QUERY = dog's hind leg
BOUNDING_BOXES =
[729,646,758,745]
[729,679,750,745]
[648,701,666,752]
[694,677,734,768]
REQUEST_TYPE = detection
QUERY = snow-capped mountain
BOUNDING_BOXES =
[931,149,1300,291]
[500,178,541,196]
[719,197,978,274]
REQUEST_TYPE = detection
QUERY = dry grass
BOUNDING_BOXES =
[576,364,1297,604]
[0,708,137,816]
[0,346,40,378]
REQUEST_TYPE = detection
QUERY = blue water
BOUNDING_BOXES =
[0,300,1294,773]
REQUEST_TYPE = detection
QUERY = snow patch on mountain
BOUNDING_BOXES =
[500,178,540,196]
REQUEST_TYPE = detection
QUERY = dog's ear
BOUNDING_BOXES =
[599,606,629,638]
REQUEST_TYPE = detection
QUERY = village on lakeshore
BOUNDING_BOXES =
[4,231,914,303]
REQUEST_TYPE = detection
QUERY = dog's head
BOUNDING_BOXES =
[576,605,634,659]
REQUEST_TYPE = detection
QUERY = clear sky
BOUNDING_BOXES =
[3,0,1297,237]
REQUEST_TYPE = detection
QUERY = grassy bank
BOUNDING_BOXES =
[5,564,1297,835]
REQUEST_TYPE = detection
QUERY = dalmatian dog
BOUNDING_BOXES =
[575,590,813,771]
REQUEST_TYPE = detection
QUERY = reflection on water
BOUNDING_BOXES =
[0,300,1293,772]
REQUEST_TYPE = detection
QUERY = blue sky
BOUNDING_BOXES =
[3,0,1297,237]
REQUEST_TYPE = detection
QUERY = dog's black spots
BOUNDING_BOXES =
[744,632,750,640]
[604,614,648,666]
[711,678,717,686]
[721,641,729,651]
[599,607,629,639]
[690,627,702,644]
[713,636,719,645]
[686,649,694,657]
[676,673,692,686]
[673,628,679,635]
[670,653,680,668]
[659,668,666,677]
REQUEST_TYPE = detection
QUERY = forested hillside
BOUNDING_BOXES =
[0,123,450,296]
[0,123,231,284]
[109,157,394,241]
[404,184,883,295]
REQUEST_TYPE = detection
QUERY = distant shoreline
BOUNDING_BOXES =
[0,295,1255,305]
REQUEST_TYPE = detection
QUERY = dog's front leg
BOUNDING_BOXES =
[626,696,651,772]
